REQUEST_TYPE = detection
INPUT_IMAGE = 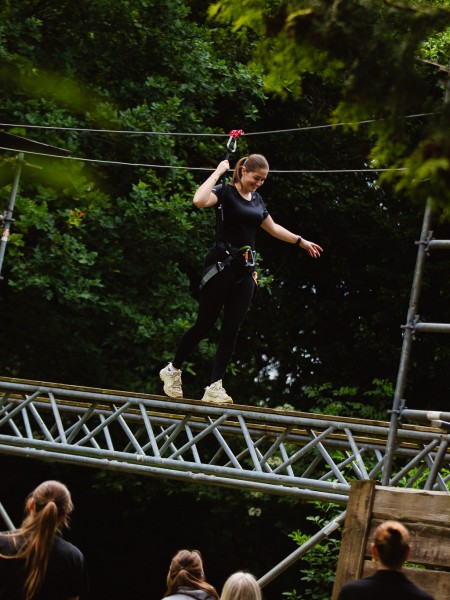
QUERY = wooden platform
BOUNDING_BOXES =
[332,480,450,600]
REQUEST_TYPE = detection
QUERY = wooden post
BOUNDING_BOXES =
[331,480,376,599]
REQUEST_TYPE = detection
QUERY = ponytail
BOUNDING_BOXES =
[165,549,219,600]
[0,480,73,600]
[24,500,60,599]
[232,157,247,184]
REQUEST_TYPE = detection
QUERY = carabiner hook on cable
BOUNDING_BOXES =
[226,129,244,154]
[221,129,244,185]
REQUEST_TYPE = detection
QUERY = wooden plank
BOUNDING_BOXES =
[365,519,450,568]
[361,560,450,600]
[331,480,376,600]
[372,485,450,525]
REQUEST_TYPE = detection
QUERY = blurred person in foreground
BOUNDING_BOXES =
[220,571,262,600]
[0,480,88,600]
[337,520,434,600]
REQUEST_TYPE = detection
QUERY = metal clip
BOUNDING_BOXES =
[246,250,256,267]
[240,246,256,268]
[226,129,244,153]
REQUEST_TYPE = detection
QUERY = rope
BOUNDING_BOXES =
[0,112,436,137]
[0,123,227,136]
[0,145,406,174]
[243,112,436,136]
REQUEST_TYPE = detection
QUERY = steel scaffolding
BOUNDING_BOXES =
[1,373,449,586]
[1,202,449,588]
[0,376,449,500]
[383,200,450,484]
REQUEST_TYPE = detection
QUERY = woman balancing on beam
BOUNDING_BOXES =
[160,154,323,404]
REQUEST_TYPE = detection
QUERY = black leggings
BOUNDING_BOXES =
[173,261,255,383]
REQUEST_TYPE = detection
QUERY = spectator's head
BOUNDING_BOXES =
[220,571,262,600]
[372,520,410,569]
[1,480,75,600]
[25,480,74,527]
[165,549,218,599]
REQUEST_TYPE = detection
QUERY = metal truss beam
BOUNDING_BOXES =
[1,377,449,506]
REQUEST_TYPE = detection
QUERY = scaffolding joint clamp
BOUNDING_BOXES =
[1,212,14,225]
[388,399,406,426]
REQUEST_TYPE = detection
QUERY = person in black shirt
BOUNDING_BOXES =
[160,154,323,403]
[0,480,88,600]
[337,520,435,600]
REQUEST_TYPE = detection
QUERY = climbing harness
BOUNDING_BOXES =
[199,243,256,290]
[199,129,261,291]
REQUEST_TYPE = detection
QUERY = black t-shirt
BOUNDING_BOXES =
[0,534,89,600]
[337,570,435,600]
[212,183,269,250]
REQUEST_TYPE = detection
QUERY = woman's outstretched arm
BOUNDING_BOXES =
[261,215,323,258]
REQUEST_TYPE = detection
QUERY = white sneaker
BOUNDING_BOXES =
[159,363,183,398]
[201,380,233,404]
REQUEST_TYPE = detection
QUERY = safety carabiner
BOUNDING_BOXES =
[226,129,244,153]
[239,245,256,268]
[221,129,245,184]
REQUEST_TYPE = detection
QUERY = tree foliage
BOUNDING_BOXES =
[0,0,266,391]
[1,0,449,408]
[1,3,450,600]
[210,0,450,213]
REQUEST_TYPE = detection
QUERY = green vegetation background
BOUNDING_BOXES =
[1,1,450,599]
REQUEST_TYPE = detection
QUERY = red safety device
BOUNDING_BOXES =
[229,129,244,139]
[220,128,245,189]
[226,129,244,153]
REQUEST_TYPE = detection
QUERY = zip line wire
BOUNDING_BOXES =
[0,112,435,137]
[0,112,430,173]
[0,145,405,174]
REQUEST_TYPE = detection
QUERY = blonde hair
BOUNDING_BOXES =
[232,154,269,184]
[373,520,410,569]
[165,549,219,599]
[0,480,74,600]
[220,571,262,600]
